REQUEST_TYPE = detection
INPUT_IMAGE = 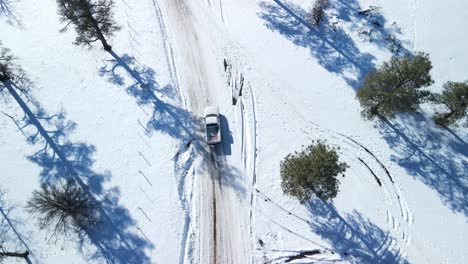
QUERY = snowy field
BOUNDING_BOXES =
[1,0,467,263]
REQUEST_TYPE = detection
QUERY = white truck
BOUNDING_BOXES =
[204,106,222,145]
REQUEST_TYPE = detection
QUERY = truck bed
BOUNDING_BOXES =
[206,124,221,144]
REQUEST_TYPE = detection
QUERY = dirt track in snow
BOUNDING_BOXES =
[155,0,250,263]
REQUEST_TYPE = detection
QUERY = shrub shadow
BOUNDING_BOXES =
[258,0,376,88]
[1,80,153,263]
[307,199,409,263]
[377,114,468,216]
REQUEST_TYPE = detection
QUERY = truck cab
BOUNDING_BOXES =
[204,106,221,145]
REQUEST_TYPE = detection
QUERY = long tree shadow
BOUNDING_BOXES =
[307,199,409,264]
[258,0,376,88]
[377,114,468,216]
[1,80,153,263]
[99,51,194,141]
[0,190,34,264]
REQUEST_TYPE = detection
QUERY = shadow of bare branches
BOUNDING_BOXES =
[1,80,153,263]
[0,190,34,264]
[307,199,409,263]
[377,114,468,216]
[0,0,22,27]
[99,51,194,141]
[333,0,409,55]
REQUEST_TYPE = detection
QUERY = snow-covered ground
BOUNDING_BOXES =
[1,0,467,263]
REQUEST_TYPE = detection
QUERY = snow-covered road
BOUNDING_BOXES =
[155,0,250,263]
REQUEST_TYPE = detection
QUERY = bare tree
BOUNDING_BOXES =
[308,0,329,27]
[27,179,97,239]
[56,0,120,50]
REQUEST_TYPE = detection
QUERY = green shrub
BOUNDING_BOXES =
[281,140,348,202]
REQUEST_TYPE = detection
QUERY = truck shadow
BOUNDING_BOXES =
[218,114,233,156]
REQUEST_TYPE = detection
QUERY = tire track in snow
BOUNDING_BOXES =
[245,71,413,231]
[172,140,196,264]
[409,0,418,51]
[335,132,413,226]
[150,0,204,262]
[302,124,413,250]
[303,122,413,228]
[226,61,257,263]
[218,0,225,24]
[155,0,234,261]
[240,81,259,263]
[151,0,185,107]
[357,157,382,186]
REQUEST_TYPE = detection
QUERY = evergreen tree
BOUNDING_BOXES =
[0,42,14,82]
[0,42,29,93]
[27,179,97,239]
[356,52,434,119]
[56,0,120,50]
[433,81,468,127]
[308,0,328,27]
[281,140,348,202]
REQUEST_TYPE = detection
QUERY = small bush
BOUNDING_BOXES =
[27,179,97,239]
[281,140,348,202]
[308,0,329,27]
[356,52,433,119]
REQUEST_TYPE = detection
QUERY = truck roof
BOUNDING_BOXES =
[204,106,219,117]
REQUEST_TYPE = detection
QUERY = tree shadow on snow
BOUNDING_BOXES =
[258,0,376,89]
[0,191,34,264]
[99,51,194,141]
[99,51,246,194]
[377,114,468,216]
[332,0,409,55]
[307,199,409,264]
[258,0,408,89]
[1,80,153,263]
[0,0,23,27]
